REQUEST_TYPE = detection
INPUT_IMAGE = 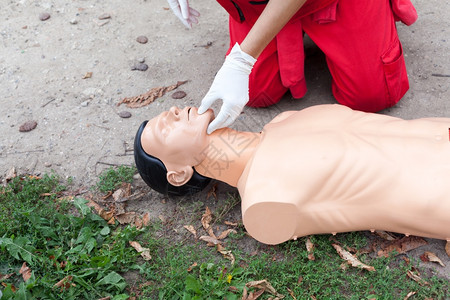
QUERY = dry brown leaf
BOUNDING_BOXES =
[183,225,197,238]
[217,229,237,240]
[244,288,265,300]
[403,291,417,300]
[53,275,74,291]
[107,216,116,225]
[134,216,143,229]
[0,273,13,280]
[142,212,150,226]
[446,241,450,257]
[82,72,92,79]
[199,235,222,245]
[245,279,285,299]
[19,262,31,282]
[99,208,114,221]
[420,251,445,267]
[5,167,16,182]
[375,230,397,241]
[115,212,136,224]
[112,188,125,202]
[86,199,102,212]
[118,80,187,108]
[377,236,428,257]
[201,206,216,238]
[217,244,236,265]
[187,262,198,272]
[225,220,238,226]
[332,244,375,272]
[129,241,152,260]
[207,183,218,200]
[406,270,429,286]
[287,288,297,300]
[306,237,315,261]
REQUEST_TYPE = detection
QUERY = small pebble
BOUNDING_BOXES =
[19,120,38,132]
[131,63,148,71]
[136,36,148,44]
[118,111,132,118]
[172,91,187,99]
[39,12,51,21]
[70,19,78,24]
[44,162,52,167]
[98,13,111,20]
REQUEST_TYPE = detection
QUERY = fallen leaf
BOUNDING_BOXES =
[98,208,114,221]
[134,216,143,229]
[53,275,74,291]
[183,225,197,238]
[217,229,237,240]
[287,288,297,300]
[5,167,16,181]
[142,212,150,226]
[217,244,236,265]
[19,262,32,282]
[118,80,187,108]
[420,251,445,267]
[82,72,92,79]
[129,241,151,260]
[187,262,198,272]
[112,188,125,202]
[332,244,375,272]
[98,297,111,300]
[225,220,238,226]
[201,206,216,238]
[446,241,450,257]
[199,235,222,245]
[245,279,285,299]
[207,183,218,200]
[406,270,429,286]
[377,236,428,257]
[0,273,13,280]
[375,230,398,241]
[306,237,315,261]
[403,291,417,300]
[115,212,136,224]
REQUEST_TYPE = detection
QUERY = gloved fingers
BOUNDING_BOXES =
[187,14,199,25]
[206,110,231,134]
[178,0,190,19]
[189,7,200,17]
[198,91,219,114]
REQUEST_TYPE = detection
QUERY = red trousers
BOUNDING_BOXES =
[216,0,417,112]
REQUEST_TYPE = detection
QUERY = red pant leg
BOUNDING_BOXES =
[228,16,288,108]
[302,0,410,112]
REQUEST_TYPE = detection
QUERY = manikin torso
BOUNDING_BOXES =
[237,105,450,244]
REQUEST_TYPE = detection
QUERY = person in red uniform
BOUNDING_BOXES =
[166,0,417,133]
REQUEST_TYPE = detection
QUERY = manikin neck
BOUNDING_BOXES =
[195,128,261,187]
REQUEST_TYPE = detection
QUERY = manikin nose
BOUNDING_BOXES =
[168,106,181,119]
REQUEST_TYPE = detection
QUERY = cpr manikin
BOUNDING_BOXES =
[136,105,450,245]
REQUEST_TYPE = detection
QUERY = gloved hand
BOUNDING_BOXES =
[167,0,200,29]
[199,43,257,134]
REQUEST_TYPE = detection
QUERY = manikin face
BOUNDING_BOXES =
[141,106,214,171]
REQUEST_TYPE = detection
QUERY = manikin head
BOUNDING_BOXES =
[134,107,214,196]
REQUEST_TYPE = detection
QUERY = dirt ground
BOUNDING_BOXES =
[1,0,449,281]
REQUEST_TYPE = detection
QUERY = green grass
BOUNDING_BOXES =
[0,170,448,299]
[95,166,136,193]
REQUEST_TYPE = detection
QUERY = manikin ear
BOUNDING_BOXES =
[167,166,194,187]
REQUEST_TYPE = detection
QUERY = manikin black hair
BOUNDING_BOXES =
[134,121,211,196]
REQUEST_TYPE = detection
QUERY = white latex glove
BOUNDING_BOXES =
[199,43,257,134]
[167,0,200,29]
